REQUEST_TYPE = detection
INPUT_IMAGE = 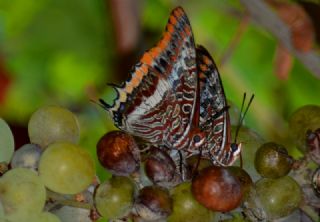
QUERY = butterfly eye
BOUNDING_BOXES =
[231,143,238,153]
[193,135,201,143]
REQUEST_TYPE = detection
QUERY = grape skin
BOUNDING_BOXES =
[95,176,135,220]
[28,106,80,148]
[168,182,214,222]
[0,168,46,220]
[0,118,15,164]
[39,142,95,194]
[11,143,42,171]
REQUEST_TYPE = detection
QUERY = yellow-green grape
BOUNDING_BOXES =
[167,182,215,222]
[289,105,320,152]
[39,142,95,194]
[0,168,46,220]
[0,118,14,163]
[95,176,135,220]
[28,106,80,148]
[256,176,302,219]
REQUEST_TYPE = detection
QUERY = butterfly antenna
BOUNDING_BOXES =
[234,93,246,144]
[89,98,112,110]
[234,93,254,144]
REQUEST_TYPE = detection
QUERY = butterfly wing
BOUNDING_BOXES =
[103,7,198,149]
[195,45,233,165]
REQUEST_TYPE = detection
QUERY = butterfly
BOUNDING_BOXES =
[100,7,242,166]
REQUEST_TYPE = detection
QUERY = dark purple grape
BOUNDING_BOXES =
[192,166,242,212]
[134,186,172,221]
[145,147,177,186]
[228,166,253,200]
[97,131,140,176]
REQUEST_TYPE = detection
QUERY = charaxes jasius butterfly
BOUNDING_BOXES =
[100,7,248,166]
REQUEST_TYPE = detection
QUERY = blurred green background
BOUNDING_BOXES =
[0,0,319,180]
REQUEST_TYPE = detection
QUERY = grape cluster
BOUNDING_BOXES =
[0,106,94,222]
[0,104,319,221]
[94,104,320,221]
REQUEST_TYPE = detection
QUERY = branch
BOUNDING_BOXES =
[240,0,320,79]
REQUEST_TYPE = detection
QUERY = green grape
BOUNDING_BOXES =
[28,106,80,148]
[0,118,14,163]
[0,168,46,220]
[289,105,320,152]
[255,176,302,219]
[167,182,215,222]
[39,142,95,194]
[254,142,292,178]
[51,206,90,222]
[95,176,135,220]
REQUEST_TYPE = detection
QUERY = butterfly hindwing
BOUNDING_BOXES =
[195,45,233,165]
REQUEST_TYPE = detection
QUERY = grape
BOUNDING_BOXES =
[145,147,177,186]
[94,176,135,220]
[51,206,90,222]
[254,142,292,178]
[28,106,80,148]
[97,131,140,176]
[289,105,320,152]
[0,168,46,220]
[0,118,14,164]
[39,142,95,194]
[167,182,214,222]
[192,166,242,212]
[11,143,42,170]
[255,176,302,219]
[134,186,172,221]
[228,166,253,200]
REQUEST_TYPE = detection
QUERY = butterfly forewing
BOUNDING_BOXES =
[106,7,198,149]
[195,46,233,165]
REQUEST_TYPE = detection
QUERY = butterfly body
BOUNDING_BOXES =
[101,7,240,166]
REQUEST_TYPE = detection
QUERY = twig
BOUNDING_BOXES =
[299,204,319,222]
[240,0,320,79]
[220,15,250,66]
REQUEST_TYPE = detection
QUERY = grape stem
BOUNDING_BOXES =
[0,162,8,175]
[45,190,94,211]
